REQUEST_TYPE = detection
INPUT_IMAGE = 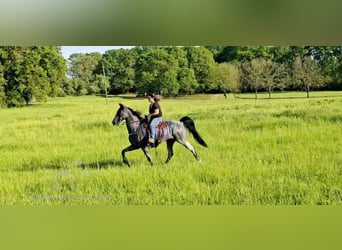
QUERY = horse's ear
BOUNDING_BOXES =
[119,103,124,108]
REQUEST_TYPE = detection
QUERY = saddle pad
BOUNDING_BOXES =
[155,121,173,142]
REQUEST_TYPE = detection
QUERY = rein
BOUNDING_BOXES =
[121,118,144,137]
[119,119,141,125]
[127,120,141,124]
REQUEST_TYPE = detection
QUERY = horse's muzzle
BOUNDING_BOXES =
[112,117,121,126]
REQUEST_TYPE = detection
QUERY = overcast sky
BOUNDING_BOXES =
[61,46,134,59]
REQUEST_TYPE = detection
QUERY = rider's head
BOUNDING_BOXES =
[147,94,155,103]
[153,94,161,102]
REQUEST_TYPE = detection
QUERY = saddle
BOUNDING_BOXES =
[154,121,173,143]
[139,120,173,144]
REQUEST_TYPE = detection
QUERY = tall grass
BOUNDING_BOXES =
[0,92,341,204]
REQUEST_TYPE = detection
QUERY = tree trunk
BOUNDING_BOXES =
[306,87,310,98]
[268,87,271,99]
[255,89,258,99]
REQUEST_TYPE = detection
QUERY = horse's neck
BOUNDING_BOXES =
[125,112,140,134]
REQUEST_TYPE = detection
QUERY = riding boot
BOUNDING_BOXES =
[145,129,154,146]
[148,137,155,145]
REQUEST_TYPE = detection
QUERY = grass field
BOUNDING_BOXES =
[0,91,341,204]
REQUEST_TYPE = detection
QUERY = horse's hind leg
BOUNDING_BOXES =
[178,140,200,161]
[165,139,176,163]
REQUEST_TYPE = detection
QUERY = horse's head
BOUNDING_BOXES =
[112,103,143,127]
[112,103,128,126]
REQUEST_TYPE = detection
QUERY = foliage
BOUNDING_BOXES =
[0,63,6,107]
[243,58,267,98]
[99,49,138,94]
[67,52,101,95]
[241,58,289,99]
[262,61,288,98]
[217,63,240,97]
[178,67,198,95]
[184,46,217,92]
[292,56,326,98]
[63,46,342,98]
[135,47,180,95]
[0,46,66,107]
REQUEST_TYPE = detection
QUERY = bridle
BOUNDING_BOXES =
[117,112,141,125]
[117,114,144,137]
[125,120,141,125]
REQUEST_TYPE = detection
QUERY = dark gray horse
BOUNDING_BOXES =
[112,103,207,167]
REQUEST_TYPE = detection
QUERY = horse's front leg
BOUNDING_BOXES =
[141,146,153,165]
[121,144,140,167]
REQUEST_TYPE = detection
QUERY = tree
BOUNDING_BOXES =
[204,46,226,62]
[61,78,76,96]
[67,52,101,95]
[237,46,272,62]
[292,56,326,98]
[100,49,138,94]
[184,46,217,92]
[165,47,199,95]
[0,62,6,107]
[245,58,267,99]
[269,46,292,64]
[178,67,198,95]
[239,58,288,99]
[38,46,67,97]
[213,46,239,63]
[336,48,342,89]
[18,48,50,104]
[0,46,66,107]
[309,46,342,89]
[135,48,179,95]
[263,61,288,99]
[217,63,240,98]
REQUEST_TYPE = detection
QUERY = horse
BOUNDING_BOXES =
[112,103,207,167]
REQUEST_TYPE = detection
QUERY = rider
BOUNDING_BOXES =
[147,94,163,145]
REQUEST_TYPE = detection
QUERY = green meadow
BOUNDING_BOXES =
[0,91,341,204]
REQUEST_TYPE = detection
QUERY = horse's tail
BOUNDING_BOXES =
[180,116,208,147]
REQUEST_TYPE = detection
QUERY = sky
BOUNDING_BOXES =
[61,46,134,59]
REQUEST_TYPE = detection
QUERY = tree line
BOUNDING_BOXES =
[1,46,342,107]
[63,46,342,99]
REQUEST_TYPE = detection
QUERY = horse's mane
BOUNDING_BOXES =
[127,107,144,120]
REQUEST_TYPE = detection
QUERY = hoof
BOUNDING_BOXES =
[123,160,130,167]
